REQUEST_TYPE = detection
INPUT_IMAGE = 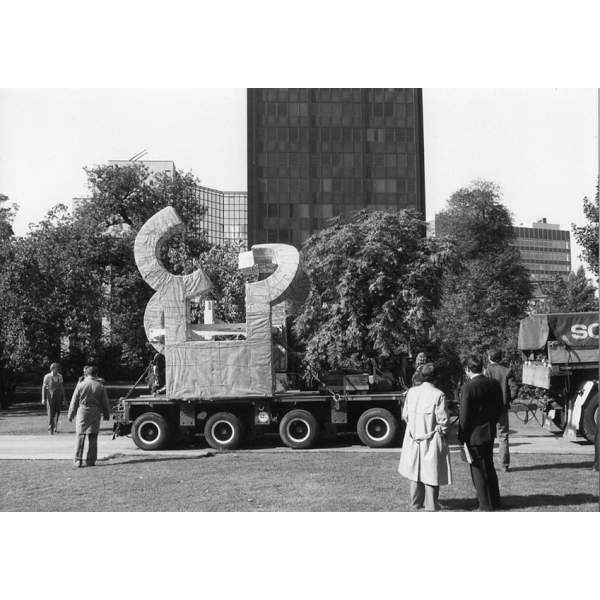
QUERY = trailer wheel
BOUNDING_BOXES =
[131,412,169,451]
[581,392,598,443]
[357,408,398,448]
[204,412,243,450]
[279,409,319,449]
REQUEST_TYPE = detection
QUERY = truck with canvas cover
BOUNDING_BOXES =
[517,311,598,442]
[112,207,406,451]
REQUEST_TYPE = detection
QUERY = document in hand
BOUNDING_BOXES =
[462,443,474,464]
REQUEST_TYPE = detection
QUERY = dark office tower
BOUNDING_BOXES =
[247,88,426,246]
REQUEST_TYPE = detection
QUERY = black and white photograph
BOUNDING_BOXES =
[1,87,598,512]
[1,2,599,600]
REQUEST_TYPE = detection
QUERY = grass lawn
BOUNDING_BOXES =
[0,385,132,435]
[0,452,597,512]
[0,402,113,435]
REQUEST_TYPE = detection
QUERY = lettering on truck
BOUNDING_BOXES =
[565,322,600,342]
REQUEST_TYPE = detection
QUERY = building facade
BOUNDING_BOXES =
[247,88,426,246]
[191,186,248,247]
[108,159,177,178]
[107,159,247,247]
[513,218,572,291]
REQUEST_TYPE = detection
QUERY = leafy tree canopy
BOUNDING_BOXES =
[293,209,450,378]
[433,181,533,382]
[0,193,18,240]
[540,266,597,313]
[572,183,599,277]
[0,165,247,406]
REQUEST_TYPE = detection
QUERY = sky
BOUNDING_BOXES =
[1,88,597,268]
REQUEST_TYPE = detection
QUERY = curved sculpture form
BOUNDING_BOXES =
[134,207,307,398]
[134,206,212,352]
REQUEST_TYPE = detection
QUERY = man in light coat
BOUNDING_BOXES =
[41,362,66,435]
[398,363,452,511]
[484,349,517,471]
[68,366,111,468]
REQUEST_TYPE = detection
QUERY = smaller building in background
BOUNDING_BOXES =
[191,186,248,248]
[108,159,177,178]
[107,159,248,247]
[513,218,572,294]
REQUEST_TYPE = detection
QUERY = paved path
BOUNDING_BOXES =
[0,413,592,459]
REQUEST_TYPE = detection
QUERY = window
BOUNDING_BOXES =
[374,179,386,193]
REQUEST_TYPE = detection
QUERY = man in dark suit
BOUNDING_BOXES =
[485,349,518,472]
[459,355,504,511]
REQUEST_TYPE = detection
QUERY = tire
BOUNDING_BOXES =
[204,412,243,450]
[279,409,319,449]
[131,412,169,451]
[356,407,399,448]
[581,392,598,443]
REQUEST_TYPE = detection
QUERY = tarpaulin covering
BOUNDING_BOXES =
[134,208,306,399]
[521,363,552,389]
[518,312,599,350]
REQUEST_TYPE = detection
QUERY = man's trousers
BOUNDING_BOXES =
[497,407,510,468]
[409,480,440,511]
[46,399,61,433]
[75,433,98,466]
[468,443,500,510]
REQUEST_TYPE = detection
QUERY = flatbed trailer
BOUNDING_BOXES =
[113,389,405,450]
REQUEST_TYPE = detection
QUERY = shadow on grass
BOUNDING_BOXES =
[509,461,594,472]
[97,453,215,466]
[441,492,598,511]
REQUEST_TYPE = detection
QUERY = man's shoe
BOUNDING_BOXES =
[503,466,510,472]
[85,462,95,467]
[73,461,83,468]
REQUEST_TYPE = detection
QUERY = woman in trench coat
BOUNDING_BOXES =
[398,363,452,511]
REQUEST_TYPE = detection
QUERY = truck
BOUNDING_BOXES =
[113,207,407,451]
[517,311,598,442]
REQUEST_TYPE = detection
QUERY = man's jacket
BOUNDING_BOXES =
[485,362,517,408]
[459,375,503,446]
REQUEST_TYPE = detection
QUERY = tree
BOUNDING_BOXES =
[541,266,597,313]
[79,163,209,274]
[0,205,106,407]
[0,165,250,407]
[572,183,599,277]
[0,193,17,239]
[433,181,533,384]
[196,243,247,323]
[0,194,19,407]
[293,209,449,379]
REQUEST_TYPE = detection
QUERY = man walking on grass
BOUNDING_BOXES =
[484,349,517,472]
[459,355,504,511]
[68,366,110,468]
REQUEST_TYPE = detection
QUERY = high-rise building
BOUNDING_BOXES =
[513,218,572,291]
[247,88,425,246]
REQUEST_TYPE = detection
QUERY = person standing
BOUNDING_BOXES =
[67,366,110,468]
[485,349,518,472]
[399,363,452,511]
[459,355,503,511]
[411,352,429,386]
[41,362,66,435]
